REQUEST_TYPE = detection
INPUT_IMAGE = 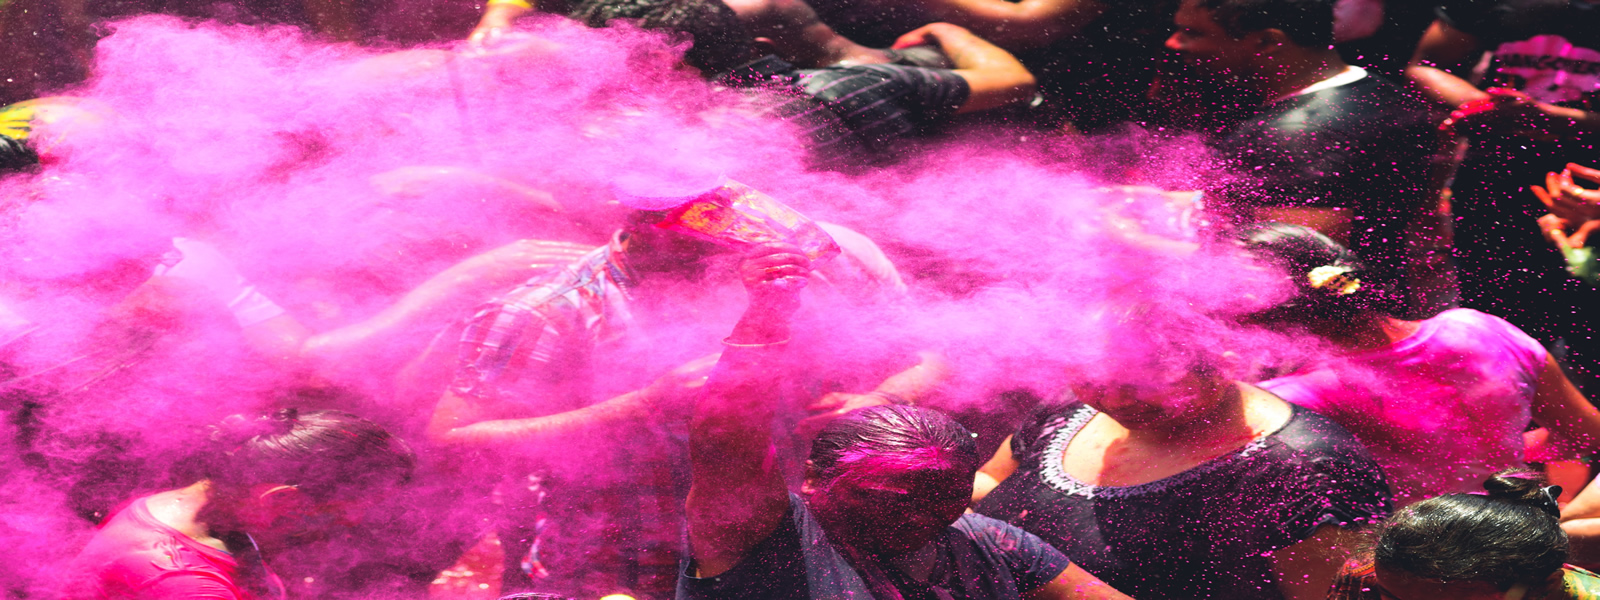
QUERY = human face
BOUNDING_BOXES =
[1373,566,1512,600]
[806,462,974,559]
[1165,0,1260,85]
[1071,366,1230,432]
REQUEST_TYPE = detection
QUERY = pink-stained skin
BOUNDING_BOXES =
[0,15,1346,598]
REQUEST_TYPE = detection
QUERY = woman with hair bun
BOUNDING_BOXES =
[1329,469,1600,599]
[60,408,415,600]
[1238,223,1600,506]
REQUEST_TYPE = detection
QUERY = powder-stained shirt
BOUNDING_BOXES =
[722,56,970,167]
[1260,308,1548,505]
[449,244,635,412]
[60,496,283,600]
[679,494,1070,600]
[976,401,1391,600]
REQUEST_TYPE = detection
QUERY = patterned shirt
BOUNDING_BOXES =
[722,56,971,167]
[449,243,635,412]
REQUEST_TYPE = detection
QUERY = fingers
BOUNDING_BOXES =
[1575,220,1600,249]
[891,27,934,50]
[1540,213,1571,247]
[1534,184,1556,209]
[1570,163,1600,186]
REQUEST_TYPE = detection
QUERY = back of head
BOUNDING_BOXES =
[1197,0,1335,47]
[203,408,415,501]
[1376,470,1567,591]
[569,0,752,75]
[809,405,980,483]
[1235,222,1382,327]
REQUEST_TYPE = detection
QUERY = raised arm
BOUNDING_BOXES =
[892,23,1037,114]
[972,434,1019,505]
[686,244,811,578]
[1405,19,1488,108]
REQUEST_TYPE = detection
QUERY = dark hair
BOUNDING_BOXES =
[1197,0,1335,47]
[1375,470,1567,591]
[569,0,752,75]
[203,408,415,501]
[809,405,980,483]
[1236,222,1384,325]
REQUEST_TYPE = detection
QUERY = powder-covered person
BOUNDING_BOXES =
[420,178,948,598]
[681,239,1133,600]
[568,0,1037,168]
[1165,0,1440,317]
[971,312,1393,600]
[56,408,416,600]
[1237,223,1600,506]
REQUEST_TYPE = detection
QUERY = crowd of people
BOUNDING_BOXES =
[4,0,1600,597]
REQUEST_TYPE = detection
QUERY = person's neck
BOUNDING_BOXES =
[146,481,228,552]
[1257,50,1351,102]
[1125,382,1253,448]
[1315,312,1420,352]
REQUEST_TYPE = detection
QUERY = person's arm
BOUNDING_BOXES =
[917,0,1104,50]
[795,350,950,437]
[892,23,1037,114]
[1405,19,1488,107]
[1530,353,1600,453]
[972,434,1019,505]
[1269,525,1364,600]
[1026,563,1134,600]
[687,244,811,577]
[469,0,535,48]
[426,353,718,446]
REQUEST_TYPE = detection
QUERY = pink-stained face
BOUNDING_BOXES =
[806,461,974,559]
[1071,366,1231,431]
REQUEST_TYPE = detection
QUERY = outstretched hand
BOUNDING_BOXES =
[1442,88,1581,139]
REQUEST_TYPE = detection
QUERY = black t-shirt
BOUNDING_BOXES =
[975,401,1392,600]
[722,56,971,168]
[1210,73,1436,313]
[679,494,1071,600]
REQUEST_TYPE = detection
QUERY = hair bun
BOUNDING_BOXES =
[1484,469,1562,519]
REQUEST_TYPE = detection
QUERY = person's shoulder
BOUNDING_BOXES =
[1268,404,1379,462]
[71,502,236,597]
[950,512,1055,559]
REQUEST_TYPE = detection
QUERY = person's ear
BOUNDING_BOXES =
[800,460,820,495]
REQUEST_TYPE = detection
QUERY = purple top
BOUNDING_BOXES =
[1260,308,1548,503]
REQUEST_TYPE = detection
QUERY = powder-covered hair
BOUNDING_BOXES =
[202,408,415,500]
[1236,222,1387,326]
[1375,469,1568,591]
[1197,0,1335,47]
[809,405,980,483]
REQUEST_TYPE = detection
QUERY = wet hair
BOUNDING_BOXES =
[809,405,980,484]
[202,408,415,501]
[569,0,753,75]
[1236,222,1384,326]
[1197,0,1335,47]
[1375,470,1568,591]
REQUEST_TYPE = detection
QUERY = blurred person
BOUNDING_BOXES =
[971,320,1392,599]
[680,240,1133,600]
[420,178,947,597]
[1531,162,1600,286]
[57,408,415,600]
[1407,0,1600,394]
[1238,223,1600,505]
[569,0,1035,168]
[1327,469,1600,599]
[1165,0,1442,317]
